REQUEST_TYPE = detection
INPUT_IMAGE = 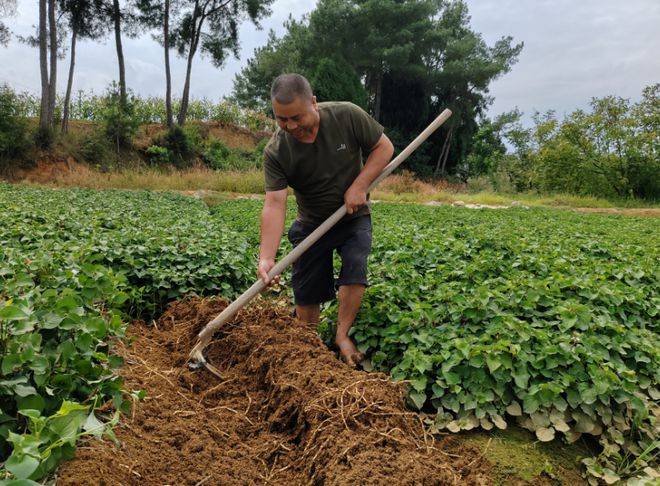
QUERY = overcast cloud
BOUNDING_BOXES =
[1,0,658,125]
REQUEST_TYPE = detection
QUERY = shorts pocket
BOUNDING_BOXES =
[287,220,306,245]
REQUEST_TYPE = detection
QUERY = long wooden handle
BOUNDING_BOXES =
[190,108,452,361]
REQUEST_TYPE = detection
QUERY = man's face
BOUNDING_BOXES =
[272,96,319,142]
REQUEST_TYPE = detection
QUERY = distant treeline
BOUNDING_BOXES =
[464,84,660,200]
[4,89,274,131]
[1,0,658,200]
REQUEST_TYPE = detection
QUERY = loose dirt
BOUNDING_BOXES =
[136,122,268,151]
[56,297,489,485]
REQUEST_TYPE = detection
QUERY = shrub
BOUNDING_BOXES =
[466,175,494,193]
[203,136,270,171]
[0,86,30,160]
[203,139,239,170]
[32,125,54,150]
[163,126,194,168]
[81,132,115,170]
[99,83,140,151]
[145,145,170,165]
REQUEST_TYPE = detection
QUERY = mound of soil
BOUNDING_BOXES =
[136,122,268,151]
[56,297,489,485]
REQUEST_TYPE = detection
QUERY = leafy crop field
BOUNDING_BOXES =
[1,184,658,484]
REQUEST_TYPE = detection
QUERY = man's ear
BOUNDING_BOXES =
[311,95,318,110]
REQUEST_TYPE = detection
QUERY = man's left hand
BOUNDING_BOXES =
[344,185,367,214]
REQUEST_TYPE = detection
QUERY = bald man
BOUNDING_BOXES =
[258,73,394,367]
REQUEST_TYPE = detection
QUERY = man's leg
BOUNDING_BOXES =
[336,284,366,366]
[296,303,320,324]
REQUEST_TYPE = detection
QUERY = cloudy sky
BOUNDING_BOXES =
[1,0,658,125]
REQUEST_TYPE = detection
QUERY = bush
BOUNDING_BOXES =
[163,126,194,168]
[81,132,115,170]
[490,169,517,194]
[145,145,170,165]
[203,140,241,170]
[0,86,30,160]
[99,83,140,151]
[32,125,54,150]
[202,137,268,171]
[466,175,494,193]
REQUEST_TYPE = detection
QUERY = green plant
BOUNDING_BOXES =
[203,139,264,171]
[145,145,170,165]
[98,83,140,152]
[0,184,260,480]
[162,126,194,168]
[81,132,115,170]
[2,402,119,482]
[466,176,494,193]
[0,86,29,161]
[32,126,54,151]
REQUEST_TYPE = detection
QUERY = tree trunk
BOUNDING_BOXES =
[177,0,201,126]
[113,0,127,106]
[373,72,382,123]
[164,0,173,127]
[434,128,452,176]
[38,0,49,129]
[47,0,57,126]
[61,28,77,134]
[439,128,453,175]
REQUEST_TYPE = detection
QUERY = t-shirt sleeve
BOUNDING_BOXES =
[347,103,384,153]
[264,152,288,192]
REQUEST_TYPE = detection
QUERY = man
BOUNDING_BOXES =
[258,73,394,367]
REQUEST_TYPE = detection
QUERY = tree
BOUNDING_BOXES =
[170,0,274,125]
[309,57,368,108]
[59,0,109,132]
[232,0,523,177]
[135,0,177,126]
[18,0,63,143]
[231,22,309,112]
[38,0,56,137]
[461,110,521,179]
[423,1,522,176]
[0,0,16,46]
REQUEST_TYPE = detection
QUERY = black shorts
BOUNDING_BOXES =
[287,215,372,305]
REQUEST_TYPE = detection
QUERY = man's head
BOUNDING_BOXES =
[271,73,319,143]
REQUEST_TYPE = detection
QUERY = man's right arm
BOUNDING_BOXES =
[258,188,288,284]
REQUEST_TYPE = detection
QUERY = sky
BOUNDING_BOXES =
[1,0,659,126]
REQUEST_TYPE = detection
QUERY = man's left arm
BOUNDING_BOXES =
[344,133,395,214]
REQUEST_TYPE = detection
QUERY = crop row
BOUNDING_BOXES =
[1,187,658,483]
[216,198,660,484]
[0,185,256,483]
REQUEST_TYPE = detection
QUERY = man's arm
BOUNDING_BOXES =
[258,188,288,284]
[344,133,395,214]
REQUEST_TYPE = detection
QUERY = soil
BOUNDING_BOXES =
[134,121,269,151]
[9,155,88,184]
[574,207,660,217]
[56,296,490,486]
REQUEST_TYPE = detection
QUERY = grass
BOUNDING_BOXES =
[12,164,660,211]
[34,166,265,193]
[463,426,596,485]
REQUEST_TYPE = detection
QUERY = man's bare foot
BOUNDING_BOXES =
[335,335,364,367]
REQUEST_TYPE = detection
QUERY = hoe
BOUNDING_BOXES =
[189,108,452,377]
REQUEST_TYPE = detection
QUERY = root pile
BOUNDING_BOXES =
[57,296,489,485]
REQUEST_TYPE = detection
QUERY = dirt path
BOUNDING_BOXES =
[574,207,660,217]
[56,297,489,485]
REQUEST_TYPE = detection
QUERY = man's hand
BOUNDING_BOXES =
[258,257,280,286]
[344,183,368,215]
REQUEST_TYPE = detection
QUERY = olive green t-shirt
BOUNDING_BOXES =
[264,101,384,225]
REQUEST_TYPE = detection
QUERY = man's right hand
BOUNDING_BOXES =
[258,257,280,286]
